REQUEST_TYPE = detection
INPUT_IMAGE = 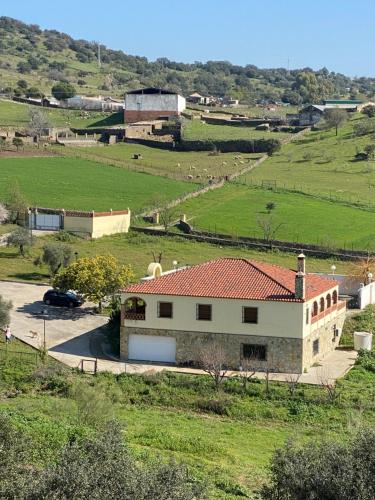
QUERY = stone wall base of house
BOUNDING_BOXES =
[124,110,179,123]
[120,326,304,373]
[302,311,346,371]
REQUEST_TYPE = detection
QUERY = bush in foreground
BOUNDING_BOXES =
[0,417,206,499]
[262,429,375,500]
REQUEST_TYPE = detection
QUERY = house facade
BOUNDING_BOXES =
[124,87,186,123]
[120,255,346,373]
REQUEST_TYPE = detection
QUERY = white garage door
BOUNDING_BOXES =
[128,334,176,363]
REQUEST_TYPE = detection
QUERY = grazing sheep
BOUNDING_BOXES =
[187,174,193,179]
[203,168,208,172]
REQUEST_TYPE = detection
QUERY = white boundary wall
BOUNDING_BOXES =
[358,282,375,309]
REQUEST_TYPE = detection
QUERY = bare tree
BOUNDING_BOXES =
[199,343,228,391]
[238,358,256,390]
[285,373,301,397]
[27,107,52,139]
[264,367,273,397]
[317,367,340,404]
[256,215,284,248]
[348,254,375,285]
[0,204,9,224]
[151,251,163,264]
[159,204,176,232]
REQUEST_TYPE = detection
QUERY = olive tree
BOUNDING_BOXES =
[324,108,348,136]
[7,227,33,256]
[262,429,375,500]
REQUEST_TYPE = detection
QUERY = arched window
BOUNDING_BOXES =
[326,294,331,309]
[125,297,146,320]
[320,297,325,312]
[332,290,338,305]
[312,301,318,317]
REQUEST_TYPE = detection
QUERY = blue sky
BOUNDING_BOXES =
[2,0,374,76]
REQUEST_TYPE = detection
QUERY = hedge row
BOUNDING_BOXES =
[177,138,281,154]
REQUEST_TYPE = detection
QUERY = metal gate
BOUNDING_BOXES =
[29,213,62,230]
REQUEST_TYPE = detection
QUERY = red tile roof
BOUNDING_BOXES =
[123,258,338,302]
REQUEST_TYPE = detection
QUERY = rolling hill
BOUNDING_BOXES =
[1,16,375,104]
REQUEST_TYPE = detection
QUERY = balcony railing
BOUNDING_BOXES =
[124,312,145,321]
[311,301,346,324]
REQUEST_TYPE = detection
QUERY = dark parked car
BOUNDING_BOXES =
[43,289,83,308]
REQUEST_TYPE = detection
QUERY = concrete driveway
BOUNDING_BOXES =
[0,281,110,369]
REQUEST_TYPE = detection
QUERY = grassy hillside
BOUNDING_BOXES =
[183,120,289,141]
[0,99,123,128]
[0,230,352,284]
[244,114,375,207]
[178,183,375,250]
[0,157,197,212]
[63,143,261,180]
[1,16,374,106]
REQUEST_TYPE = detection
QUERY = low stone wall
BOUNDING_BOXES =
[121,326,304,373]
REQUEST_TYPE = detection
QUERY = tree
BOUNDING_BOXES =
[199,342,228,391]
[7,227,32,256]
[0,295,12,329]
[266,202,276,214]
[324,108,348,136]
[362,104,375,118]
[0,203,9,224]
[51,82,76,101]
[159,204,177,232]
[5,180,27,224]
[17,79,28,90]
[12,137,23,151]
[256,215,284,247]
[53,255,134,311]
[0,417,206,499]
[40,242,74,276]
[364,144,375,160]
[27,107,51,138]
[262,429,375,500]
[348,254,375,285]
[25,86,43,98]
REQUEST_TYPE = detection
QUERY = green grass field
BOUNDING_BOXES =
[63,143,261,180]
[177,183,375,250]
[0,157,197,212]
[244,114,375,207]
[0,230,352,284]
[0,99,123,128]
[183,120,288,141]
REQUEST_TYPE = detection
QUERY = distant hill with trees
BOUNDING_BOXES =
[1,16,375,103]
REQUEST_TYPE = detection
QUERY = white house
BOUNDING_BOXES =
[120,255,346,373]
[124,87,186,123]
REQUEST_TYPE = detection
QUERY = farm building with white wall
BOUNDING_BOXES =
[124,87,185,123]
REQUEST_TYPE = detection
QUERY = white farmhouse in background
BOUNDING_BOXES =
[124,87,185,123]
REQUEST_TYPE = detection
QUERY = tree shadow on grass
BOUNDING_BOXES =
[0,251,19,259]
[87,112,124,128]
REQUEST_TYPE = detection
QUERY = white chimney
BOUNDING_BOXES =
[295,253,306,300]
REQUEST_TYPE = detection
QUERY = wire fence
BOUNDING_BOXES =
[0,347,40,366]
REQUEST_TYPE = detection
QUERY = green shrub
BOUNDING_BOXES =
[196,397,232,416]
[356,349,375,372]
